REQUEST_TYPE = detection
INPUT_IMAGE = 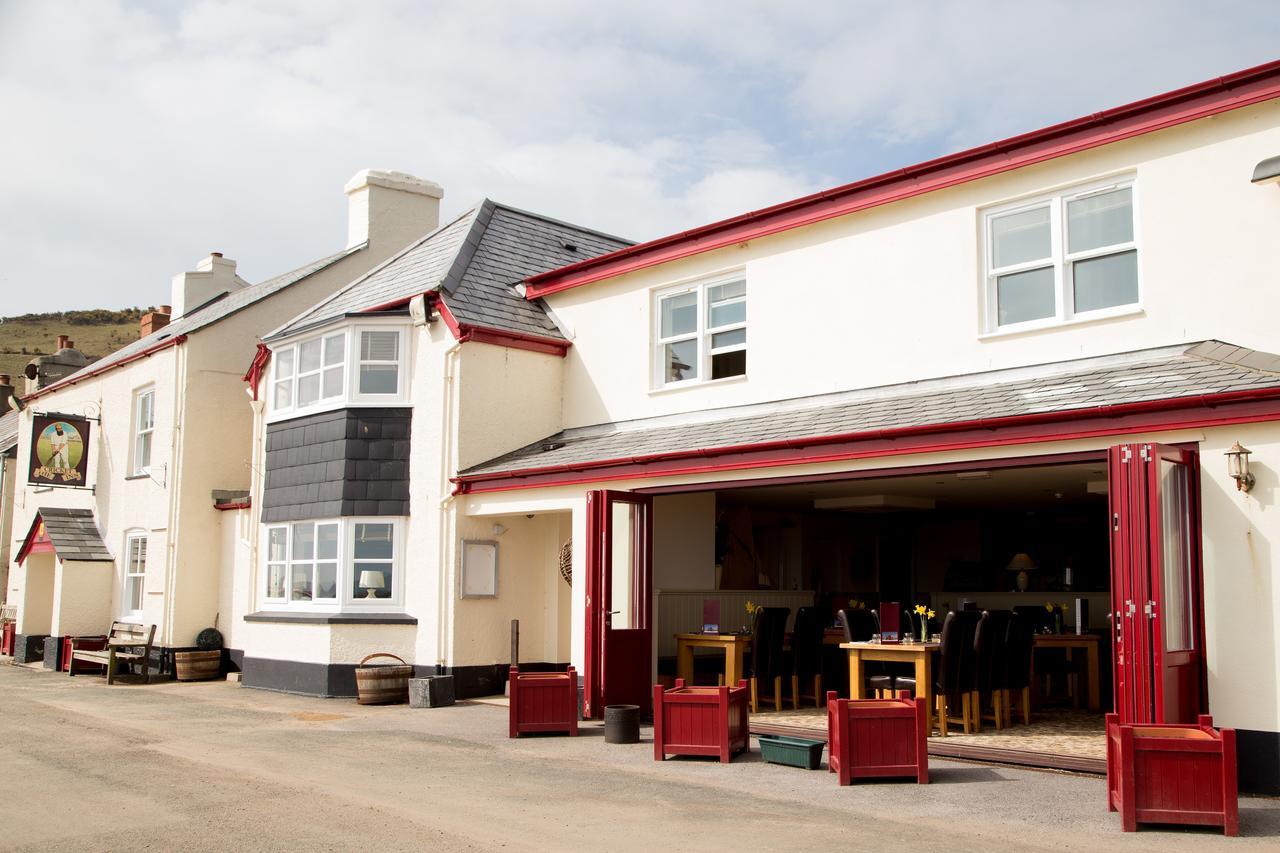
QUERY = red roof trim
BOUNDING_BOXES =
[22,335,188,403]
[15,515,54,565]
[242,343,272,401]
[451,387,1280,494]
[436,296,570,357]
[525,60,1280,298]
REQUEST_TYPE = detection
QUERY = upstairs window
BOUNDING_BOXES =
[269,324,406,419]
[358,330,401,395]
[654,274,747,388]
[132,387,155,474]
[984,180,1138,332]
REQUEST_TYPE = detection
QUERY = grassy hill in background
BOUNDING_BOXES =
[0,309,152,386]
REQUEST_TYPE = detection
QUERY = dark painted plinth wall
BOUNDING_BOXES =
[239,658,569,702]
[1238,729,1280,795]
[12,633,47,664]
[261,408,411,523]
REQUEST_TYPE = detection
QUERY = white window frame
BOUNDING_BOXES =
[352,328,405,403]
[131,386,155,475]
[981,176,1140,334]
[267,320,409,421]
[652,272,747,390]
[122,530,147,618]
[260,517,404,612]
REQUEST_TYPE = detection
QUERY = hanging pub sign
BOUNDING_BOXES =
[28,413,91,487]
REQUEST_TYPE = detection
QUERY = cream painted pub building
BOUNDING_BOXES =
[5,170,446,673]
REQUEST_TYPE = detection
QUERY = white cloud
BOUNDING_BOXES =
[0,1,1274,313]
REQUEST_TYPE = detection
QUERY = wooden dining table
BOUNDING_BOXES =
[841,641,940,734]
[674,632,752,687]
[1032,633,1102,712]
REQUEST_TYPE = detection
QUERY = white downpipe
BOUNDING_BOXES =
[436,340,463,669]
[162,345,187,648]
[244,396,266,620]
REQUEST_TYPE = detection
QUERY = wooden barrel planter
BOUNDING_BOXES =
[175,649,222,681]
[355,653,413,705]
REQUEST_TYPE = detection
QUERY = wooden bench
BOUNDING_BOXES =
[68,622,156,684]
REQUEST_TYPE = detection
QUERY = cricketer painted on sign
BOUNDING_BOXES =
[33,420,85,483]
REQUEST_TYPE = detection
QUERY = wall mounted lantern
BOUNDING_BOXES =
[1225,442,1255,492]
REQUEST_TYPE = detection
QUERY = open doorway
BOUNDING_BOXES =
[641,456,1117,769]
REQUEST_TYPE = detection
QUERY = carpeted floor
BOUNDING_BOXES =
[750,706,1107,760]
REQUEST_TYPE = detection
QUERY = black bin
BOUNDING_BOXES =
[604,704,640,744]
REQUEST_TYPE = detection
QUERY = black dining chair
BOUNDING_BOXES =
[976,609,1012,730]
[1004,611,1035,725]
[894,609,981,736]
[791,606,825,709]
[748,607,791,713]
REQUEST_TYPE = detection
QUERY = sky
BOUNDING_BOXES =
[0,1,1276,315]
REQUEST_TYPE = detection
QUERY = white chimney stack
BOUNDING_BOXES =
[171,252,245,319]
[344,169,443,251]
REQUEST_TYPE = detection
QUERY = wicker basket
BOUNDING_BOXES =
[355,653,413,705]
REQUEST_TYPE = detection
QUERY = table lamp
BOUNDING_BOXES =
[359,569,385,599]
[1006,553,1038,592]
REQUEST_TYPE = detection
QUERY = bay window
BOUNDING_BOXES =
[262,518,402,609]
[984,179,1139,332]
[268,323,406,418]
[654,274,747,388]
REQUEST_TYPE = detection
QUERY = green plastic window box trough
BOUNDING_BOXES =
[758,734,825,770]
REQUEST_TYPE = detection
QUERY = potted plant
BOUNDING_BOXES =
[175,627,223,681]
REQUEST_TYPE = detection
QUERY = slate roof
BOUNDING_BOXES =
[30,246,361,399]
[271,200,632,341]
[461,341,1280,479]
[0,411,17,455]
[33,507,114,562]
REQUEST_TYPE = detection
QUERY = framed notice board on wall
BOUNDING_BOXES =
[460,539,498,598]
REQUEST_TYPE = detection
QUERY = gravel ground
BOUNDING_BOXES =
[0,663,1275,851]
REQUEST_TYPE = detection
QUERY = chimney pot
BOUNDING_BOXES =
[56,335,70,350]
[0,374,10,384]
[211,251,223,258]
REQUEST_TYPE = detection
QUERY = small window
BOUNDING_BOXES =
[358,330,400,395]
[655,275,747,388]
[123,533,146,615]
[132,388,155,474]
[352,522,395,599]
[984,180,1138,332]
[287,521,339,601]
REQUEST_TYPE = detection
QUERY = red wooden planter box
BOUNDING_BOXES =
[653,679,750,763]
[63,635,108,673]
[1106,713,1238,836]
[826,691,928,784]
[509,666,578,738]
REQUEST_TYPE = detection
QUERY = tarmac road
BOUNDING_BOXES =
[0,664,1276,851]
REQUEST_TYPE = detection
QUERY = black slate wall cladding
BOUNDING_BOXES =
[261,408,412,522]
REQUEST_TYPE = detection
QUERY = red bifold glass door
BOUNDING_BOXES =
[584,490,653,719]
[1108,443,1205,724]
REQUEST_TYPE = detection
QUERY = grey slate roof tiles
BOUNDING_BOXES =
[460,341,1280,479]
[35,246,361,397]
[35,506,113,561]
[273,200,632,340]
[0,410,17,454]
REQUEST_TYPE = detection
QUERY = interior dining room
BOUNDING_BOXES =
[652,456,1116,772]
